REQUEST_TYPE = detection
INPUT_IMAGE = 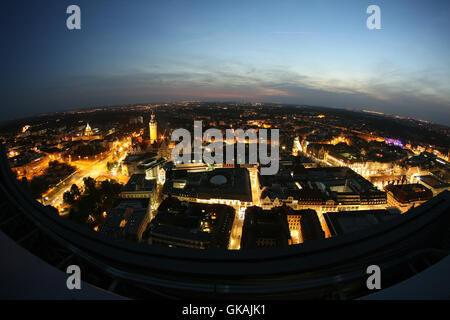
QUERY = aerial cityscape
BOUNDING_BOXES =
[1,0,450,301]
[1,102,448,250]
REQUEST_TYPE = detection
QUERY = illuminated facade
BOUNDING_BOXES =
[163,167,254,209]
[84,123,94,136]
[385,183,433,213]
[149,113,157,144]
[71,122,103,141]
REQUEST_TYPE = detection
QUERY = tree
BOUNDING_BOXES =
[107,161,118,172]
[70,184,80,197]
[65,177,123,228]
[63,191,75,205]
[83,177,96,195]
[49,160,60,168]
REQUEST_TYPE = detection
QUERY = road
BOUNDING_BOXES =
[42,142,130,212]
[228,208,244,250]
[228,168,260,250]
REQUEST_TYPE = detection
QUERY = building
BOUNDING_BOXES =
[142,158,167,183]
[322,209,401,238]
[296,189,325,206]
[163,167,253,208]
[38,146,63,161]
[293,167,387,213]
[149,112,157,144]
[240,206,291,249]
[8,151,48,178]
[71,122,103,141]
[122,152,157,176]
[303,136,409,187]
[84,123,94,136]
[258,166,387,213]
[100,199,151,242]
[415,175,450,196]
[120,174,157,209]
[259,165,298,209]
[143,197,235,249]
[278,206,325,244]
[385,183,433,213]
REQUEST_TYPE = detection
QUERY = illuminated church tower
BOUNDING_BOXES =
[149,112,157,144]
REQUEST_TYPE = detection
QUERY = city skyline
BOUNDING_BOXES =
[3,0,450,302]
[1,99,450,299]
[2,0,450,125]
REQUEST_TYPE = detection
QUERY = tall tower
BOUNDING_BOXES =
[149,112,157,144]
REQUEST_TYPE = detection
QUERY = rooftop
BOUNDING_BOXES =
[324,209,401,236]
[385,183,433,203]
[164,167,252,202]
[418,175,449,189]
[121,174,155,193]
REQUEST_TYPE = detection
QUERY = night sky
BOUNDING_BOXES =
[1,0,449,125]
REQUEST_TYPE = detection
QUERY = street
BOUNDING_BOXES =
[42,141,130,212]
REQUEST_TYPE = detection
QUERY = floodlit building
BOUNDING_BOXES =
[278,206,325,244]
[385,183,433,213]
[149,112,157,144]
[72,122,103,141]
[163,167,253,208]
[293,167,387,213]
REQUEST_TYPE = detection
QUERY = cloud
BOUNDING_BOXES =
[7,58,449,126]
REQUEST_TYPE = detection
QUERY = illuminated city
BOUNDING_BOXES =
[1,0,450,302]
[1,102,448,251]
